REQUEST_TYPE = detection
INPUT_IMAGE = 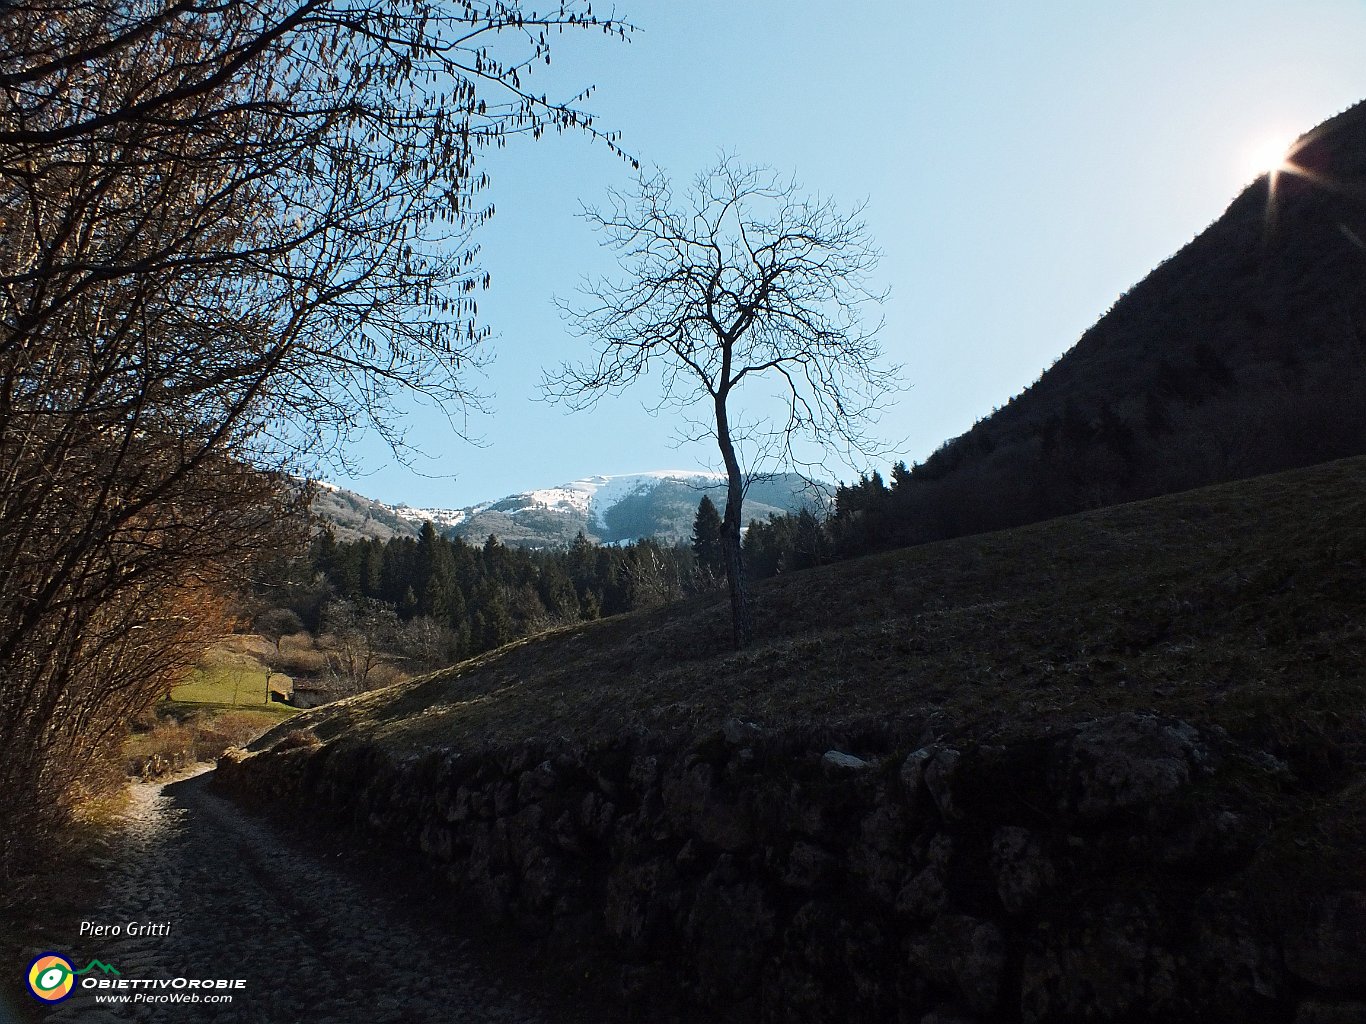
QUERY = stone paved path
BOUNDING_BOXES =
[38,767,600,1024]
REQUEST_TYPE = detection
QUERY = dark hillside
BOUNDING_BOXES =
[223,456,1366,1024]
[888,100,1366,545]
[259,455,1366,772]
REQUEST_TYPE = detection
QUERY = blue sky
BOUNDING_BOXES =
[331,0,1366,509]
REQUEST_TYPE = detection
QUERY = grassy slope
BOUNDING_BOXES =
[271,456,1366,770]
[171,634,292,706]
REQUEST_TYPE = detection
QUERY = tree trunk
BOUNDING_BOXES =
[715,396,753,649]
[720,518,751,649]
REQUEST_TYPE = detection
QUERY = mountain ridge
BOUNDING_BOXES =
[312,470,830,546]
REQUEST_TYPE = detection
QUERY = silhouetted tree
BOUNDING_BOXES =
[691,496,726,579]
[743,513,797,579]
[549,157,898,647]
[791,508,830,570]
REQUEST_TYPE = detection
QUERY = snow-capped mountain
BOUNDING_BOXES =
[313,471,830,546]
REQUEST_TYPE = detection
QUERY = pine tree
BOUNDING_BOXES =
[415,522,458,620]
[537,562,579,623]
[792,508,829,571]
[420,572,454,622]
[580,588,602,621]
[363,541,385,598]
[743,513,794,579]
[312,529,340,578]
[474,588,515,652]
[691,495,725,576]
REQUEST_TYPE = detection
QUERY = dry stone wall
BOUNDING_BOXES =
[215,713,1366,1024]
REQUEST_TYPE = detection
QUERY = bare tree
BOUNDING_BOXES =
[549,157,898,647]
[321,598,398,695]
[0,0,632,859]
[257,608,305,657]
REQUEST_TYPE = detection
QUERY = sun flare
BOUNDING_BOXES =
[1236,131,1299,186]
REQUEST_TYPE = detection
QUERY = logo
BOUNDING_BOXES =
[26,953,75,1003]
[79,960,121,977]
[25,954,121,1003]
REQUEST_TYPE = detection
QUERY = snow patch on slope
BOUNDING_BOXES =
[393,471,725,530]
[561,471,725,528]
[390,502,490,531]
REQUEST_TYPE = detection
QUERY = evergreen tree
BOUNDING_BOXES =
[332,543,364,600]
[415,522,457,620]
[890,460,913,492]
[537,562,579,623]
[363,541,385,598]
[743,513,796,579]
[691,496,725,576]
[309,522,716,662]
[312,529,340,580]
[792,508,829,571]
[420,571,455,622]
[580,589,603,621]
[474,587,515,652]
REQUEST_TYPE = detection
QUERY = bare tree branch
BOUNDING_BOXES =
[0,0,633,859]
[548,155,901,647]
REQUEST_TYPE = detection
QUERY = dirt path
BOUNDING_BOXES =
[35,767,615,1024]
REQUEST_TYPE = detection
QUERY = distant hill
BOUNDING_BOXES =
[314,471,830,546]
[879,99,1366,546]
[310,483,422,543]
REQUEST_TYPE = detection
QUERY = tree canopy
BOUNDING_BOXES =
[0,0,631,863]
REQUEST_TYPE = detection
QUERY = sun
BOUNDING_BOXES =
[1235,131,1299,186]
